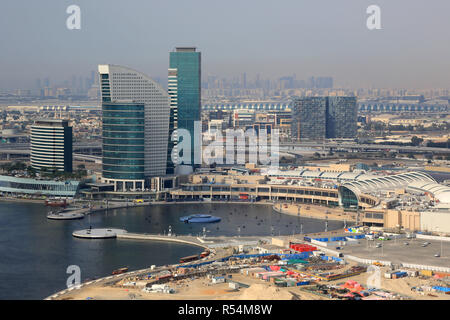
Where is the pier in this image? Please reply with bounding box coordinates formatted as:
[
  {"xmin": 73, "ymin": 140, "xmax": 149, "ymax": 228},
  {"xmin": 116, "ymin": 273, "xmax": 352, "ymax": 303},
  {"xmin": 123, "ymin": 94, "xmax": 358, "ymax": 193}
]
[{"xmin": 72, "ymin": 228, "xmax": 127, "ymax": 239}]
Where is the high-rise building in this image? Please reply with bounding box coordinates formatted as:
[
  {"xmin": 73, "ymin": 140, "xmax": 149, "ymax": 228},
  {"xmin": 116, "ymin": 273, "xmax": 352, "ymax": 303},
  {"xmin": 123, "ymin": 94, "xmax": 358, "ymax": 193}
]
[
  {"xmin": 98, "ymin": 64, "xmax": 170, "ymax": 191},
  {"xmin": 168, "ymin": 47, "xmax": 201, "ymax": 171},
  {"xmin": 291, "ymin": 96, "xmax": 357, "ymax": 140},
  {"xmin": 102, "ymin": 101, "xmax": 145, "ymax": 190},
  {"xmin": 291, "ymin": 97, "xmax": 327, "ymax": 140},
  {"xmin": 315, "ymin": 77, "xmax": 333, "ymax": 89},
  {"xmin": 326, "ymin": 96, "xmax": 358, "ymax": 139},
  {"xmin": 167, "ymin": 68, "xmax": 178, "ymax": 174},
  {"xmin": 30, "ymin": 119, "xmax": 72, "ymax": 172}
]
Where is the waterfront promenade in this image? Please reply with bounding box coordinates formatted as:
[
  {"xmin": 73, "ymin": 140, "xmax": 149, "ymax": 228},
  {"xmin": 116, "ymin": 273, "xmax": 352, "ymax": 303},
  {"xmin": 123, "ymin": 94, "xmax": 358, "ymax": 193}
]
[{"xmin": 272, "ymin": 203, "xmax": 355, "ymax": 222}]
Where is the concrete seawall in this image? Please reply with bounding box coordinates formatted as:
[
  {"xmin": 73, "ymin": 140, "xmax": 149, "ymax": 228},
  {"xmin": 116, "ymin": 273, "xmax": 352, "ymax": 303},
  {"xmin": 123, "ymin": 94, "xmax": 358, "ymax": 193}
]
[{"xmin": 116, "ymin": 233, "xmax": 209, "ymax": 249}]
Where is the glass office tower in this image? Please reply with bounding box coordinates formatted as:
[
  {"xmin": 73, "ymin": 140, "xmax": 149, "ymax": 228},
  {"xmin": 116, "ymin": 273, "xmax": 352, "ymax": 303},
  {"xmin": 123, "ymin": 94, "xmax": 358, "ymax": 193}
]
[
  {"xmin": 102, "ymin": 102, "xmax": 145, "ymax": 191},
  {"xmin": 168, "ymin": 47, "xmax": 201, "ymax": 171},
  {"xmin": 327, "ymin": 96, "xmax": 358, "ymax": 139},
  {"xmin": 291, "ymin": 96, "xmax": 357, "ymax": 141},
  {"xmin": 291, "ymin": 97, "xmax": 327, "ymax": 140},
  {"xmin": 98, "ymin": 64, "xmax": 170, "ymax": 191}
]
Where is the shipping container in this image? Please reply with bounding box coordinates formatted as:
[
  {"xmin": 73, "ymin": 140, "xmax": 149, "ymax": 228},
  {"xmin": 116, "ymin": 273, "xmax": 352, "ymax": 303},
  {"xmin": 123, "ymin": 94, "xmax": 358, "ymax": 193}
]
[{"xmin": 420, "ymin": 270, "xmax": 433, "ymax": 277}]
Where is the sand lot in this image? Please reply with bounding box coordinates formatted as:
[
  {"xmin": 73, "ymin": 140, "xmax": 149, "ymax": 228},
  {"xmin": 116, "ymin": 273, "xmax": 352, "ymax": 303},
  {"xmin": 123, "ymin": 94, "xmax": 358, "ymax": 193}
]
[
  {"xmin": 58, "ymin": 268, "xmax": 449, "ymax": 301},
  {"xmin": 59, "ymin": 273, "xmax": 326, "ymax": 300}
]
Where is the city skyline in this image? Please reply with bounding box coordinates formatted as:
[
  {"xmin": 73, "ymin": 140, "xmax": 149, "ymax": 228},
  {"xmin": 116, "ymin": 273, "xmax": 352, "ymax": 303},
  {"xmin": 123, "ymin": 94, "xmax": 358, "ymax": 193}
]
[{"xmin": 1, "ymin": 1, "xmax": 450, "ymax": 90}]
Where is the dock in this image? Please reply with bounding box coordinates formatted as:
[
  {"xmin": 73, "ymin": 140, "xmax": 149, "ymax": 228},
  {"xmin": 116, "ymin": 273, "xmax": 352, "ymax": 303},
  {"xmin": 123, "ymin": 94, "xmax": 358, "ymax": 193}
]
[
  {"xmin": 72, "ymin": 228, "xmax": 127, "ymax": 239},
  {"xmin": 72, "ymin": 228, "xmax": 269, "ymax": 249}
]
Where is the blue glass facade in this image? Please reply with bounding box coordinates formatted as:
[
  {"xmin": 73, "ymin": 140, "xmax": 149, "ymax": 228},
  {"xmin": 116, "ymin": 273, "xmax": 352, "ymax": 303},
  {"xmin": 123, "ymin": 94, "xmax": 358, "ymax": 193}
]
[
  {"xmin": 169, "ymin": 47, "xmax": 201, "ymax": 167},
  {"xmin": 102, "ymin": 102, "xmax": 145, "ymax": 180}
]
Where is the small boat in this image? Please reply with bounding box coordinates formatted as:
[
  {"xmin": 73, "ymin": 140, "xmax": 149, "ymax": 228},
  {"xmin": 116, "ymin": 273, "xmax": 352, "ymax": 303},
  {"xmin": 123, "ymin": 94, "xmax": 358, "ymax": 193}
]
[
  {"xmin": 179, "ymin": 214, "xmax": 221, "ymax": 223},
  {"xmin": 45, "ymin": 199, "xmax": 67, "ymax": 208},
  {"xmin": 112, "ymin": 267, "xmax": 128, "ymax": 275},
  {"xmin": 179, "ymin": 255, "xmax": 200, "ymax": 263}
]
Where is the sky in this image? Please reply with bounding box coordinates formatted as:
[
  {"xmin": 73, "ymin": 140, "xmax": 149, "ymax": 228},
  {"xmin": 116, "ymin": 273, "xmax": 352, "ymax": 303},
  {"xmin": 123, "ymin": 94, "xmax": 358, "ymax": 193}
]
[{"xmin": 1, "ymin": 0, "xmax": 450, "ymax": 90}]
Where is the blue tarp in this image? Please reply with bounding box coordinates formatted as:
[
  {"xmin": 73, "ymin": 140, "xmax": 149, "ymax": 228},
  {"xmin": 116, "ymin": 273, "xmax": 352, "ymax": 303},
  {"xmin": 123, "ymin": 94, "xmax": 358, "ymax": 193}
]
[
  {"xmin": 331, "ymin": 237, "xmax": 346, "ymax": 241},
  {"xmin": 314, "ymin": 237, "xmax": 329, "ymax": 242},
  {"xmin": 347, "ymin": 234, "xmax": 365, "ymax": 239},
  {"xmin": 432, "ymin": 286, "xmax": 450, "ymax": 293}
]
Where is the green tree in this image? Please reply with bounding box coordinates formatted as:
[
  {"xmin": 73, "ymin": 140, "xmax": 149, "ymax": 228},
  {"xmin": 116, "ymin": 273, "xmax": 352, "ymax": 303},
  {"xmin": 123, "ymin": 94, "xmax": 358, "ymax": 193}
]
[{"xmin": 411, "ymin": 136, "xmax": 423, "ymax": 146}]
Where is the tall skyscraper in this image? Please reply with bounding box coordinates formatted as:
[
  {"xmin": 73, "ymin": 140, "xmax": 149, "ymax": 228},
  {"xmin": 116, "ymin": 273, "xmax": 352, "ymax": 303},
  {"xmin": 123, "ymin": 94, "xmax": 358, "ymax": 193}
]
[
  {"xmin": 291, "ymin": 96, "xmax": 357, "ymax": 140},
  {"xmin": 98, "ymin": 64, "xmax": 170, "ymax": 191},
  {"xmin": 30, "ymin": 119, "xmax": 72, "ymax": 172},
  {"xmin": 168, "ymin": 47, "xmax": 201, "ymax": 172}
]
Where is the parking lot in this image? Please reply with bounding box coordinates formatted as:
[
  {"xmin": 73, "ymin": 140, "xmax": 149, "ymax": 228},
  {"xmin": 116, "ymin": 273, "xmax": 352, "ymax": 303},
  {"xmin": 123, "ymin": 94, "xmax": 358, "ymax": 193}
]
[{"xmin": 339, "ymin": 237, "xmax": 450, "ymax": 268}]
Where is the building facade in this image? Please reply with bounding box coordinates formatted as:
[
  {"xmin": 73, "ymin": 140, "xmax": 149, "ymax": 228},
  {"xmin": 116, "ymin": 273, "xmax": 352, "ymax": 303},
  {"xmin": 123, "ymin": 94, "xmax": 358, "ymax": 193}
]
[
  {"xmin": 291, "ymin": 96, "xmax": 357, "ymax": 140},
  {"xmin": 98, "ymin": 64, "xmax": 170, "ymax": 191},
  {"xmin": 30, "ymin": 119, "xmax": 72, "ymax": 172},
  {"xmin": 168, "ymin": 47, "xmax": 201, "ymax": 170},
  {"xmin": 102, "ymin": 102, "xmax": 146, "ymax": 191},
  {"xmin": 0, "ymin": 175, "xmax": 79, "ymax": 197},
  {"xmin": 291, "ymin": 97, "xmax": 327, "ymax": 140},
  {"xmin": 326, "ymin": 96, "xmax": 358, "ymax": 139}
]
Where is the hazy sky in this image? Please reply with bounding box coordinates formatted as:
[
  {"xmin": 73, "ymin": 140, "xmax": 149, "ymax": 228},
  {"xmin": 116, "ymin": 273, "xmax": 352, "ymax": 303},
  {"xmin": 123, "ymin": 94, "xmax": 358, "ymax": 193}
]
[{"xmin": 1, "ymin": 0, "xmax": 450, "ymax": 90}]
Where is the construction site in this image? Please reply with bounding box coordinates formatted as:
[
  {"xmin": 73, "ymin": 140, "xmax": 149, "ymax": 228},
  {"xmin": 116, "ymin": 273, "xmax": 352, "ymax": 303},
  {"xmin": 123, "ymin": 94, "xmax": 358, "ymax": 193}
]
[{"xmin": 51, "ymin": 234, "xmax": 450, "ymax": 300}]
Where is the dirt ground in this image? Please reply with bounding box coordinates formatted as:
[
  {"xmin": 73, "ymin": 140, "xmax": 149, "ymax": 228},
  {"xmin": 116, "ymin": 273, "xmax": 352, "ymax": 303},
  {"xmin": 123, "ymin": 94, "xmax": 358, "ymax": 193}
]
[
  {"xmin": 60, "ymin": 273, "xmax": 325, "ymax": 300},
  {"xmin": 59, "ymin": 269, "xmax": 449, "ymax": 301}
]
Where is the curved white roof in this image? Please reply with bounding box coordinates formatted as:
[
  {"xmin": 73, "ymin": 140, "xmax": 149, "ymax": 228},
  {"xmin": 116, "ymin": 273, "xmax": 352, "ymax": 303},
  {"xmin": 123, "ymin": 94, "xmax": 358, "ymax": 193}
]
[
  {"xmin": 407, "ymin": 181, "xmax": 450, "ymax": 204},
  {"xmin": 341, "ymin": 171, "xmax": 436, "ymax": 195}
]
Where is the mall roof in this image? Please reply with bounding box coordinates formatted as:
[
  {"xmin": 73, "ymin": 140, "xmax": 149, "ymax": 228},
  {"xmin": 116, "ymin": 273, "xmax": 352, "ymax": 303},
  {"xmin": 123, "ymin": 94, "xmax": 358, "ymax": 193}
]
[
  {"xmin": 340, "ymin": 171, "xmax": 436, "ymax": 196},
  {"xmin": 407, "ymin": 181, "xmax": 450, "ymax": 204},
  {"xmin": 267, "ymin": 169, "xmax": 378, "ymax": 182}
]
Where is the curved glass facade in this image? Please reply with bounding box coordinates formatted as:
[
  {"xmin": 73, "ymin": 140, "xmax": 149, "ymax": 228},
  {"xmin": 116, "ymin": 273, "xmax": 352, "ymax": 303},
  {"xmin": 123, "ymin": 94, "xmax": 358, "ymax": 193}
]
[
  {"xmin": 102, "ymin": 102, "xmax": 145, "ymax": 180},
  {"xmin": 98, "ymin": 64, "xmax": 170, "ymax": 180},
  {"xmin": 0, "ymin": 175, "xmax": 79, "ymax": 197},
  {"xmin": 338, "ymin": 186, "xmax": 359, "ymax": 209}
]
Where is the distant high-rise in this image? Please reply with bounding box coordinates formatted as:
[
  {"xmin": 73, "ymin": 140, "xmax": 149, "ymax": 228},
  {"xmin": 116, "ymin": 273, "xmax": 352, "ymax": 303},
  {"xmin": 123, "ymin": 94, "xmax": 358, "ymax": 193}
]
[
  {"xmin": 168, "ymin": 47, "xmax": 201, "ymax": 172},
  {"xmin": 291, "ymin": 97, "xmax": 327, "ymax": 140},
  {"xmin": 326, "ymin": 96, "xmax": 358, "ymax": 139},
  {"xmin": 315, "ymin": 77, "xmax": 333, "ymax": 89},
  {"xmin": 291, "ymin": 96, "xmax": 357, "ymax": 140},
  {"xmin": 30, "ymin": 119, "xmax": 72, "ymax": 172},
  {"xmin": 98, "ymin": 64, "xmax": 170, "ymax": 191}
]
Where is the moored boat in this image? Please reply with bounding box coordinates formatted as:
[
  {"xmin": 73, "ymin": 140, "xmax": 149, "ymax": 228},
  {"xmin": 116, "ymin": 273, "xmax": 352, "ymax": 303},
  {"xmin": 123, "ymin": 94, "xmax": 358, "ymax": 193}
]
[
  {"xmin": 179, "ymin": 255, "xmax": 200, "ymax": 263},
  {"xmin": 112, "ymin": 267, "xmax": 128, "ymax": 275},
  {"xmin": 179, "ymin": 214, "xmax": 221, "ymax": 223}
]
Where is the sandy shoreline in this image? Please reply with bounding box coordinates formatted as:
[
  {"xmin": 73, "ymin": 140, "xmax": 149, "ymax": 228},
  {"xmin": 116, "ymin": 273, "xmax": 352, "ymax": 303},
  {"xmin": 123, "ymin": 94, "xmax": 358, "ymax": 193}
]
[{"xmin": 273, "ymin": 203, "xmax": 355, "ymax": 222}]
